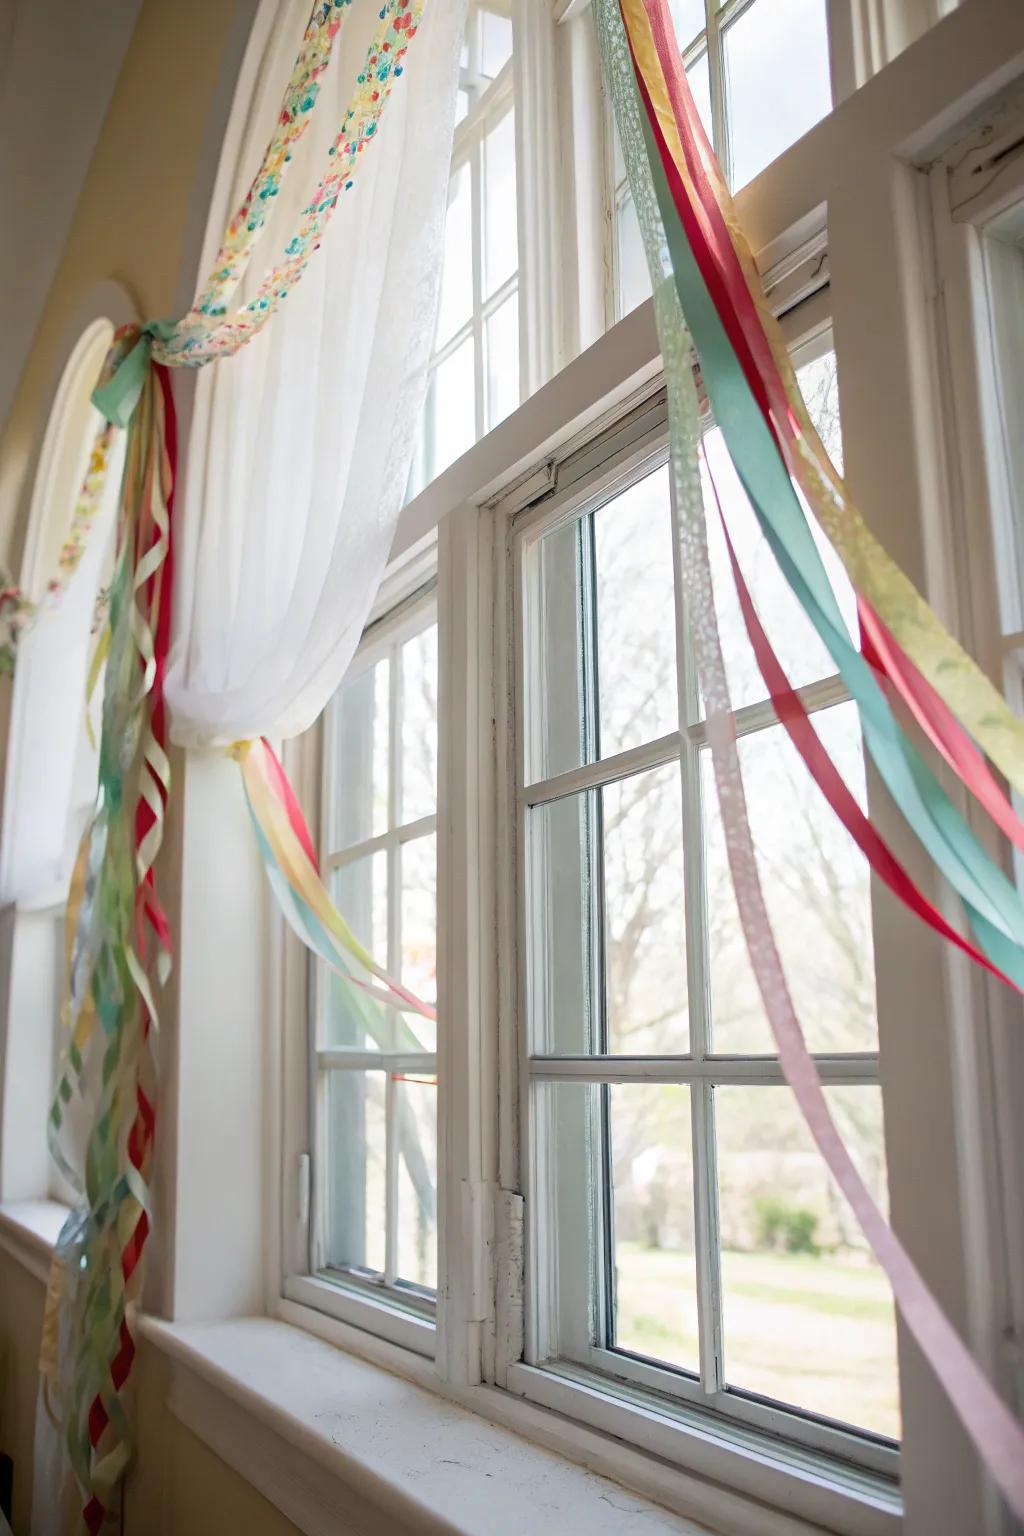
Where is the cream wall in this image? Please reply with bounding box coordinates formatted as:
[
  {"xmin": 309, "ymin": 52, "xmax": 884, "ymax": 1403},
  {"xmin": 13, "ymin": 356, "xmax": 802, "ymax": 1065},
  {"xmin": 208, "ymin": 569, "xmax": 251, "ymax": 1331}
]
[
  {"xmin": 0, "ymin": 3, "xmax": 304, "ymax": 1533},
  {"xmin": 0, "ymin": 1249, "xmax": 303, "ymax": 1536},
  {"xmin": 0, "ymin": 0, "xmax": 242, "ymax": 580},
  {"xmin": 0, "ymin": 1248, "xmax": 46, "ymax": 1533}
]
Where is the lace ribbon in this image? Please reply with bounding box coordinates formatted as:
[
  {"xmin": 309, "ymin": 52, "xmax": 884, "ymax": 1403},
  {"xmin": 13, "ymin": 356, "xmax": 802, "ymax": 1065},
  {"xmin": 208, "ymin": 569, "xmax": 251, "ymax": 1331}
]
[{"xmin": 597, "ymin": 0, "xmax": 1024, "ymax": 1516}]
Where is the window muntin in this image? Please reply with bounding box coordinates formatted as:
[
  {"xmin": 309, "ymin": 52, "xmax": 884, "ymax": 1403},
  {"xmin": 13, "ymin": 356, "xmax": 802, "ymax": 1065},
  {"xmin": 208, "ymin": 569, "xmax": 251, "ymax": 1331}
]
[
  {"xmin": 610, "ymin": 0, "xmax": 833, "ymax": 319},
  {"xmin": 517, "ymin": 346, "xmax": 899, "ymax": 1466},
  {"xmin": 409, "ymin": 3, "xmax": 519, "ymax": 495},
  {"xmin": 314, "ymin": 598, "xmax": 439, "ymax": 1307}
]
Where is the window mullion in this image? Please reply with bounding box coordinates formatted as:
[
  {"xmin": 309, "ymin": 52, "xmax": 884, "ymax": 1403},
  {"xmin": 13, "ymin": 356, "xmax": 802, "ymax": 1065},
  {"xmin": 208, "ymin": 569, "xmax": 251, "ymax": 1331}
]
[
  {"xmin": 384, "ymin": 1069, "xmax": 399, "ymax": 1287},
  {"xmin": 512, "ymin": 0, "xmax": 565, "ymax": 390},
  {"xmin": 385, "ymin": 638, "xmax": 404, "ymax": 1288},
  {"xmin": 705, "ymin": 2, "xmax": 731, "ymax": 189},
  {"xmin": 669, "ymin": 448, "xmax": 726, "ymax": 1398},
  {"xmin": 472, "ymin": 132, "xmax": 486, "ymax": 441}
]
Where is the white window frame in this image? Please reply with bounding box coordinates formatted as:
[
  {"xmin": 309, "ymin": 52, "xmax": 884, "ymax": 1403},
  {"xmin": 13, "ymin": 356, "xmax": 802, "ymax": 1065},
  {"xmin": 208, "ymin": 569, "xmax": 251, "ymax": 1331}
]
[
  {"xmin": 285, "ymin": 551, "xmax": 441, "ymax": 1359},
  {"xmin": 270, "ymin": 9, "xmax": 1024, "ymax": 1535},
  {"xmin": 602, "ymin": 0, "xmax": 956, "ymax": 323},
  {"xmin": 503, "ymin": 327, "xmax": 898, "ymax": 1489},
  {"xmin": 414, "ymin": 3, "xmax": 520, "ymax": 489}
]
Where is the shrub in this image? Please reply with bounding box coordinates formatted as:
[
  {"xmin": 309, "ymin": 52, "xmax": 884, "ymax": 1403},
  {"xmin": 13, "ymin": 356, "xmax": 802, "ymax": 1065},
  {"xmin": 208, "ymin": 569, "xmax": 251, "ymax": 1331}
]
[{"xmin": 754, "ymin": 1196, "xmax": 820, "ymax": 1257}]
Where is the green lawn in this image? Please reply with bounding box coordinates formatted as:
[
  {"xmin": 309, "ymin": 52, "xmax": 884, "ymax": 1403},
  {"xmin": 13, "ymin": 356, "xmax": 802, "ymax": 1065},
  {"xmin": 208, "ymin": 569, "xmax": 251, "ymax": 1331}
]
[{"xmin": 614, "ymin": 1241, "xmax": 900, "ymax": 1440}]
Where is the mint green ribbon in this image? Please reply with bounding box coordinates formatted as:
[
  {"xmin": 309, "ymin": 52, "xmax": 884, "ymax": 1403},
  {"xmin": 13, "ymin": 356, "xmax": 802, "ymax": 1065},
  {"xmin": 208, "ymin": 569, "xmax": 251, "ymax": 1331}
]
[
  {"xmin": 90, "ymin": 321, "xmax": 179, "ymax": 427},
  {"xmin": 639, "ymin": 109, "xmax": 1024, "ymax": 985}
]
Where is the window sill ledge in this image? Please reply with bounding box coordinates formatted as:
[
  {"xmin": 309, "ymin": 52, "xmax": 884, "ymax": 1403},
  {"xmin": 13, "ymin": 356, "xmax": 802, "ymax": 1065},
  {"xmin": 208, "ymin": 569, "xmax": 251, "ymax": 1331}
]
[
  {"xmin": 0, "ymin": 1199, "xmax": 69, "ymax": 1284},
  {"xmin": 139, "ymin": 1313, "xmax": 717, "ymax": 1536}
]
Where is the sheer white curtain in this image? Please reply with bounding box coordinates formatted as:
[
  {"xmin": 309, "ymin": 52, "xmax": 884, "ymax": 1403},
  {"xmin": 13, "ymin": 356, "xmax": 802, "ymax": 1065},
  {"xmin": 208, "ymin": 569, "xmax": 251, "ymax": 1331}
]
[{"xmin": 166, "ymin": 0, "xmax": 466, "ymax": 747}]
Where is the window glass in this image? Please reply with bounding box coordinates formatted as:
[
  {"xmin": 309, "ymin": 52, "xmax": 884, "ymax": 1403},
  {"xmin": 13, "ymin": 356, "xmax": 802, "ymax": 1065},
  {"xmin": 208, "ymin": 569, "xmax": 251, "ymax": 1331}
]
[
  {"xmin": 484, "ymin": 109, "xmax": 517, "ymax": 297},
  {"xmin": 671, "ymin": 0, "xmax": 707, "ymax": 44},
  {"xmin": 520, "ymin": 341, "xmax": 897, "ymax": 1457},
  {"xmin": 317, "ymin": 608, "xmax": 439, "ymax": 1300},
  {"xmin": 611, "ymin": 0, "xmax": 834, "ymax": 321},
  {"xmin": 610, "ymin": 1083, "xmax": 699, "ymax": 1374},
  {"xmin": 724, "ymin": 0, "xmax": 832, "ymax": 189},
  {"xmin": 615, "ymin": 192, "xmax": 650, "ymax": 318},
  {"xmin": 717, "ymin": 1085, "xmax": 899, "ymax": 1438},
  {"xmin": 411, "ymin": 3, "xmax": 519, "ymax": 494},
  {"xmin": 702, "ymin": 702, "xmax": 878, "ymax": 1055},
  {"xmin": 436, "ymin": 163, "xmax": 473, "ymax": 348}
]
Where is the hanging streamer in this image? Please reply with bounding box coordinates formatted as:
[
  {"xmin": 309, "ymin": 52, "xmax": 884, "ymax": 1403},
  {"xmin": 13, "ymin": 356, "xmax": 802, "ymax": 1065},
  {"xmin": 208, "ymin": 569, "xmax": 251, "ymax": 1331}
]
[
  {"xmin": 596, "ymin": 0, "xmax": 1024, "ymax": 1517},
  {"xmin": 632, "ymin": 0, "xmax": 1024, "ymax": 800},
  {"xmin": 235, "ymin": 737, "xmax": 435, "ymax": 1030},
  {"xmin": 626, "ymin": 15, "xmax": 1024, "ymax": 987},
  {"xmin": 42, "ymin": 343, "xmax": 175, "ymax": 1532},
  {"xmin": 39, "ymin": 2, "xmax": 428, "ymax": 1527},
  {"xmin": 701, "ymin": 445, "xmax": 1020, "ymax": 992}
]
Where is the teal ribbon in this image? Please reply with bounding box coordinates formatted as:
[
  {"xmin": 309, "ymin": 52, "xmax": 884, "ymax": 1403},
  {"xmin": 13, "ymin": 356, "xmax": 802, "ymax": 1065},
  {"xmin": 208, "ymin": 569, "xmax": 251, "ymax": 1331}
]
[
  {"xmin": 639, "ymin": 109, "xmax": 1024, "ymax": 985},
  {"xmin": 90, "ymin": 321, "xmax": 179, "ymax": 427}
]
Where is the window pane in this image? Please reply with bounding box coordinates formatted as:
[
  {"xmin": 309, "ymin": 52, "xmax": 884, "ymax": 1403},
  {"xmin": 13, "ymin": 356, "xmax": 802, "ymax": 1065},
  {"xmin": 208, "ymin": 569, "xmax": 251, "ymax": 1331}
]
[
  {"xmin": 329, "ymin": 658, "xmax": 389, "ymax": 849},
  {"xmin": 526, "ymin": 767, "xmax": 689, "ymax": 1055},
  {"xmin": 534, "ymin": 1081, "xmax": 698, "ymax": 1374},
  {"xmin": 524, "ymin": 517, "xmax": 587, "ymax": 783},
  {"xmin": 486, "ymin": 289, "xmax": 520, "ymax": 429},
  {"xmin": 427, "ymin": 337, "xmax": 476, "ymax": 477},
  {"xmin": 724, "ymin": 0, "xmax": 832, "ymax": 189},
  {"xmin": 436, "ymin": 161, "xmax": 473, "ymax": 349},
  {"xmin": 400, "ymin": 833, "xmax": 437, "ymax": 1027},
  {"xmin": 716, "ymin": 1085, "xmax": 899, "ymax": 1439},
  {"xmin": 594, "ymin": 465, "xmax": 678, "ymax": 758},
  {"xmin": 325, "ymin": 853, "xmax": 389, "ymax": 1048},
  {"xmin": 399, "ymin": 623, "xmax": 438, "ymax": 824},
  {"xmin": 323, "ymin": 1070, "xmax": 387, "ymax": 1276},
  {"xmin": 484, "ymin": 109, "xmax": 517, "ymax": 298},
  {"xmin": 616, "ymin": 191, "xmax": 650, "ymax": 318},
  {"xmin": 479, "ymin": 7, "xmax": 513, "ymax": 77},
  {"xmin": 671, "ymin": 0, "xmax": 706, "ymax": 46},
  {"xmin": 702, "ymin": 349, "xmax": 854, "ymax": 710},
  {"xmin": 611, "ymin": 1083, "xmax": 698, "ymax": 1375},
  {"xmin": 604, "ymin": 767, "xmax": 688, "ymax": 1054},
  {"xmin": 797, "ymin": 351, "xmax": 842, "ymax": 469},
  {"xmin": 395, "ymin": 1073, "xmax": 438, "ymax": 1291},
  {"xmin": 455, "ymin": 87, "xmax": 470, "ymax": 127},
  {"xmin": 686, "ymin": 50, "xmax": 713, "ymax": 144},
  {"xmin": 526, "ymin": 793, "xmax": 597, "ymax": 1055},
  {"xmin": 702, "ymin": 702, "xmax": 878, "ymax": 1054},
  {"xmin": 524, "ymin": 465, "xmax": 678, "ymax": 784}
]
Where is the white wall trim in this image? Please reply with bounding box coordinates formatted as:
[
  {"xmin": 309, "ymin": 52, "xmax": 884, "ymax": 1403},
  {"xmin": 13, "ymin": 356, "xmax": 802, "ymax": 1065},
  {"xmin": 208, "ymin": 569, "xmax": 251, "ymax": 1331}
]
[
  {"xmin": 0, "ymin": 1199, "xmax": 69, "ymax": 1285},
  {"xmin": 141, "ymin": 1310, "xmax": 857, "ymax": 1536}
]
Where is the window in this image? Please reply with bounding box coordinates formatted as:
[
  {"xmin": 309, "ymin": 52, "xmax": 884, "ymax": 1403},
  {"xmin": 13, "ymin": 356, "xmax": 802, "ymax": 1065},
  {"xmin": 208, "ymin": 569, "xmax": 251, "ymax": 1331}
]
[
  {"xmin": 310, "ymin": 593, "xmax": 439, "ymax": 1333},
  {"xmin": 977, "ymin": 209, "xmax": 1024, "ymax": 885},
  {"xmin": 408, "ymin": 2, "xmax": 519, "ymax": 494},
  {"xmin": 610, "ymin": 0, "xmax": 833, "ymax": 317},
  {"xmin": 513, "ymin": 341, "xmax": 899, "ymax": 1473},
  {"xmin": 275, "ymin": 10, "xmax": 1024, "ymax": 1529}
]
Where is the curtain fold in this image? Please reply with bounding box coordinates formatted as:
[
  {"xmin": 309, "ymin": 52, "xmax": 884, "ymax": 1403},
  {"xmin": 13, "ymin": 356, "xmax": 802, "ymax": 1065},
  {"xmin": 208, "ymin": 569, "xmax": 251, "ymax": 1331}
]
[{"xmin": 166, "ymin": 0, "xmax": 466, "ymax": 747}]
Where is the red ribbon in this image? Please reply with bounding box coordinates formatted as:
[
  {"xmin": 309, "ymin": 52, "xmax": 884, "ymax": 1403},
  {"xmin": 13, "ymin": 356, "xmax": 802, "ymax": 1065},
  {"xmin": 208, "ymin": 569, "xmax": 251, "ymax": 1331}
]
[{"xmin": 707, "ymin": 453, "xmax": 1019, "ymax": 992}]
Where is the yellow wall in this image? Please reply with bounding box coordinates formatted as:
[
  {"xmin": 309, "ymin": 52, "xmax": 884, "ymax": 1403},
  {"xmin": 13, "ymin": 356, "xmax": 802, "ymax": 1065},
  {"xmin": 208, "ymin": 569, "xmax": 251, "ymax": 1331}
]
[
  {"xmin": 0, "ymin": 4, "xmax": 307, "ymax": 1532},
  {"xmin": 0, "ymin": 0, "xmax": 241, "ymax": 580},
  {"xmin": 0, "ymin": 1249, "xmax": 46, "ymax": 1533},
  {"xmin": 0, "ymin": 1249, "xmax": 302, "ymax": 1536}
]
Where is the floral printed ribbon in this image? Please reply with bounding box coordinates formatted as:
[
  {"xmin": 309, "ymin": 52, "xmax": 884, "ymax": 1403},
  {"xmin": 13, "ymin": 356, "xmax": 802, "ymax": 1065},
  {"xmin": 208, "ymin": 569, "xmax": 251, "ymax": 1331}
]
[
  {"xmin": 236, "ymin": 737, "xmax": 435, "ymax": 1036},
  {"xmin": 0, "ymin": 425, "xmax": 116, "ymax": 674},
  {"xmin": 39, "ymin": 3, "xmax": 426, "ymax": 1528},
  {"xmin": 598, "ymin": 0, "xmax": 1024, "ymax": 1516}
]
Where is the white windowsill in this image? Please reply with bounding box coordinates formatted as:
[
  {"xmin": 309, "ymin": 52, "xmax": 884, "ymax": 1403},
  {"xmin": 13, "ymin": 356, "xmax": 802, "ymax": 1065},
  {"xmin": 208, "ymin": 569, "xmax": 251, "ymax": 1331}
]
[
  {"xmin": 0, "ymin": 1200, "xmax": 898, "ymax": 1536},
  {"xmin": 140, "ymin": 1313, "xmax": 716, "ymax": 1536}
]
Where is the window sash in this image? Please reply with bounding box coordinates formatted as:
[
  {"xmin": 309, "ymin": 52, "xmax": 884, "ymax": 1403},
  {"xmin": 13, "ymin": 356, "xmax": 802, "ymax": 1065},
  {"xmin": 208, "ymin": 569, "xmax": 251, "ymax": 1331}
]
[
  {"xmin": 311, "ymin": 593, "xmax": 439, "ymax": 1316},
  {"xmin": 511, "ymin": 363, "xmax": 895, "ymax": 1473}
]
